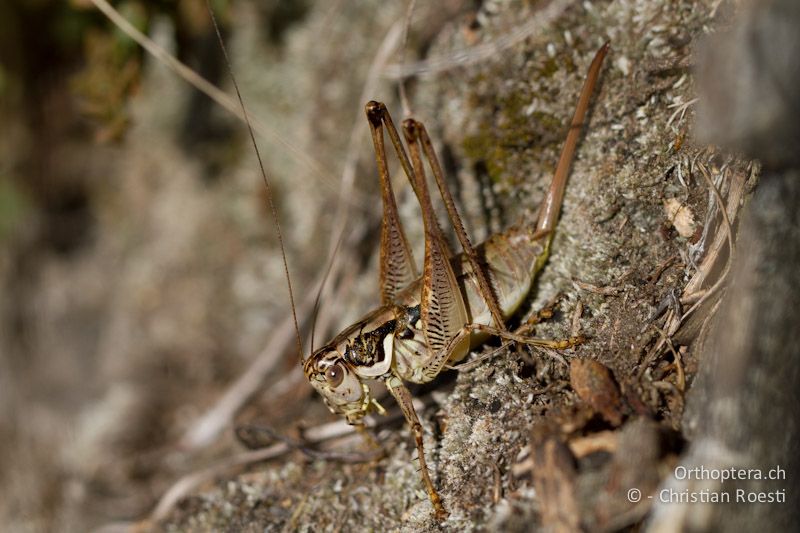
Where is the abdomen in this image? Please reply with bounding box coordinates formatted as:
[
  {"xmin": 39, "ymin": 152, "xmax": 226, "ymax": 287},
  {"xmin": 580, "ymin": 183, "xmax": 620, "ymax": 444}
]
[{"xmin": 459, "ymin": 225, "xmax": 547, "ymax": 340}]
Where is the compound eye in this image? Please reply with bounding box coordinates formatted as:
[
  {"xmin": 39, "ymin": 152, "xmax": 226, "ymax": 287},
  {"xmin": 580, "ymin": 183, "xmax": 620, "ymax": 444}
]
[{"xmin": 324, "ymin": 362, "xmax": 345, "ymax": 388}]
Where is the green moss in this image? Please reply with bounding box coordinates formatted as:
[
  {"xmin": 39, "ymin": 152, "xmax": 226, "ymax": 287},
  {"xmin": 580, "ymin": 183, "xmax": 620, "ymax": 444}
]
[
  {"xmin": 540, "ymin": 57, "xmax": 559, "ymax": 78},
  {"xmin": 462, "ymin": 129, "xmax": 512, "ymax": 183},
  {"xmin": 0, "ymin": 176, "xmax": 30, "ymax": 243},
  {"xmin": 461, "ymin": 80, "xmax": 564, "ymax": 187},
  {"xmin": 528, "ymin": 110, "xmax": 562, "ymax": 134}
]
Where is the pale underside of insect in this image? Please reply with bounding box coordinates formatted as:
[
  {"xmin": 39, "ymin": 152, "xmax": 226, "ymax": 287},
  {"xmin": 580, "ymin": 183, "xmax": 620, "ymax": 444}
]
[{"xmin": 302, "ymin": 43, "xmax": 609, "ymax": 519}]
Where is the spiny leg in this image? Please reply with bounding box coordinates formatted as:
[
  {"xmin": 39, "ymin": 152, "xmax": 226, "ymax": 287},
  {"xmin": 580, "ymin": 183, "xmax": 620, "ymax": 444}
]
[
  {"xmin": 449, "ymin": 44, "xmax": 609, "ymax": 369},
  {"xmin": 471, "ymin": 323, "xmax": 585, "ymax": 350},
  {"xmin": 366, "ymin": 102, "xmax": 470, "ymax": 519},
  {"xmin": 458, "ymin": 44, "xmax": 610, "ymax": 367},
  {"xmin": 404, "ymin": 118, "xmax": 508, "ymax": 332},
  {"xmin": 369, "ymin": 102, "xmax": 472, "ymax": 382},
  {"xmin": 365, "ymin": 102, "xmax": 419, "ymax": 304},
  {"xmin": 385, "ymin": 376, "xmax": 448, "ymax": 519},
  {"xmin": 445, "ymin": 321, "xmax": 583, "ymax": 372},
  {"xmin": 362, "ymin": 43, "xmax": 609, "ymax": 519}
]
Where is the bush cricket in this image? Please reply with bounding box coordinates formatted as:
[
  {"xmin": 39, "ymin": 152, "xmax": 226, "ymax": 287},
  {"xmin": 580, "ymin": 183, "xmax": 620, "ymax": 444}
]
[
  {"xmin": 300, "ymin": 43, "xmax": 609, "ymax": 518},
  {"xmin": 102, "ymin": 0, "xmax": 608, "ymax": 517},
  {"xmin": 197, "ymin": 0, "xmax": 609, "ymax": 515}
]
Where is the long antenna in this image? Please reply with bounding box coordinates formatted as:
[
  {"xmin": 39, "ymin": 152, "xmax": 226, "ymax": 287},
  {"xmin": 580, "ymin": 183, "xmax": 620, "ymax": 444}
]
[
  {"xmin": 310, "ymin": 230, "xmax": 346, "ymax": 353},
  {"xmin": 205, "ymin": 2, "xmax": 304, "ymax": 361}
]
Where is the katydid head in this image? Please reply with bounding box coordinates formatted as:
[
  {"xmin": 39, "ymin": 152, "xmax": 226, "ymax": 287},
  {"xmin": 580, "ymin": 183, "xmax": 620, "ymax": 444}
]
[
  {"xmin": 305, "ymin": 348, "xmax": 372, "ymax": 424},
  {"xmin": 304, "ymin": 306, "xmax": 400, "ymax": 423}
]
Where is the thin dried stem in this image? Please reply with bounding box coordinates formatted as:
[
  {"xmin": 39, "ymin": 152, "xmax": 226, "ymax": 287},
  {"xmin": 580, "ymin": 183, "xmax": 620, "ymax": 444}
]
[
  {"xmin": 680, "ymin": 163, "xmax": 735, "ymax": 322},
  {"xmin": 332, "ymin": 18, "xmax": 406, "ymax": 246},
  {"xmin": 398, "ymin": 0, "xmax": 418, "ymax": 118},
  {"xmin": 156, "ymin": 419, "xmax": 361, "ymax": 521},
  {"xmin": 90, "ymin": 0, "xmax": 363, "ymax": 205},
  {"xmin": 155, "ymin": 399, "xmax": 425, "ymax": 522},
  {"xmin": 179, "ymin": 314, "xmax": 308, "ymax": 450},
  {"xmin": 180, "ymin": 219, "xmax": 366, "ymax": 450},
  {"xmin": 236, "ymin": 424, "xmax": 383, "ymax": 463}
]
